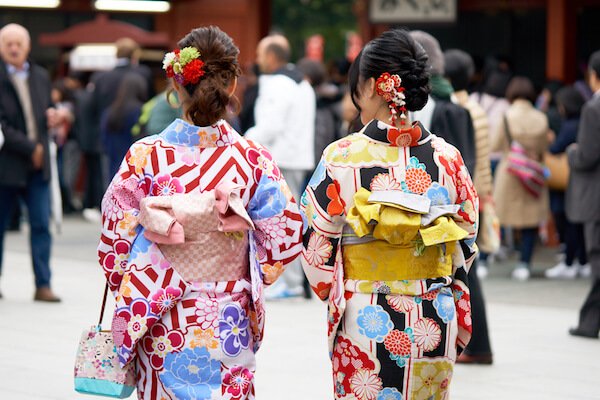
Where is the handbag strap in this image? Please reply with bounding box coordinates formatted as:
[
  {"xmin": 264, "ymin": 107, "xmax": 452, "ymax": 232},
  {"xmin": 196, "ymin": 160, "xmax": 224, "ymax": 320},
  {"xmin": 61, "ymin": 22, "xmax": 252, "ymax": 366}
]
[
  {"xmin": 503, "ymin": 115, "xmax": 512, "ymax": 144},
  {"xmin": 98, "ymin": 283, "xmax": 109, "ymax": 328}
]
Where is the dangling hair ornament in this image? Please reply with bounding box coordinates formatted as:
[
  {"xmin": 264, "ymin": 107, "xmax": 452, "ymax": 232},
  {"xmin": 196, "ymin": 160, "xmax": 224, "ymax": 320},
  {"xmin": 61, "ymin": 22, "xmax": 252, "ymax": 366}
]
[
  {"xmin": 163, "ymin": 46, "xmax": 205, "ymax": 86},
  {"xmin": 375, "ymin": 72, "xmax": 407, "ymax": 125}
]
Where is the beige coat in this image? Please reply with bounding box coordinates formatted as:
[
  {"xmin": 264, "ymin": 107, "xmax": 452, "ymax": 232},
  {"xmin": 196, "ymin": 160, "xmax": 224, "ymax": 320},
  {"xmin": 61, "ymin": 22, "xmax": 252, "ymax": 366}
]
[
  {"xmin": 492, "ymin": 99, "xmax": 549, "ymax": 228},
  {"xmin": 454, "ymin": 90, "xmax": 493, "ymax": 197}
]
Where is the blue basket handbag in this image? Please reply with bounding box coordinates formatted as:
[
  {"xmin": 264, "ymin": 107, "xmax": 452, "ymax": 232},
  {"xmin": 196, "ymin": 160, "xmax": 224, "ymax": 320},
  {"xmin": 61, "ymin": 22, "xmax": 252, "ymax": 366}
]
[{"xmin": 74, "ymin": 284, "xmax": 136, "ymax": 398}]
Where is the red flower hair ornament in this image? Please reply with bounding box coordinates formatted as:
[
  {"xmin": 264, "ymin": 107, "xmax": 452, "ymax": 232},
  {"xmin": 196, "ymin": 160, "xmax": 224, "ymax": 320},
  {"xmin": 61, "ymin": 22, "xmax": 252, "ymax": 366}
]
[
  {"xmin": 163, "ymin": 46, "xmax": 205, "ymax": 86},
  {"xmin": 375, "ymin": 72, "xmax": 407, "ymax": 125}
]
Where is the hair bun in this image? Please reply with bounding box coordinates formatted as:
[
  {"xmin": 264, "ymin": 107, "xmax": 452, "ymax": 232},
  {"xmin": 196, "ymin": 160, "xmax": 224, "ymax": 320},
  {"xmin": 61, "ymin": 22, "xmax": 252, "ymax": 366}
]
[{"xmin": 175, "ymin": 26, "xmax": 241, "ymax": 126}]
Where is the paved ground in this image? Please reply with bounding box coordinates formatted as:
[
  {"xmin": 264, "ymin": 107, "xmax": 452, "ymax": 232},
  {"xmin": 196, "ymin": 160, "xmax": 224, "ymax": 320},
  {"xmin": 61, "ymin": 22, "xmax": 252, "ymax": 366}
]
[{"xmin": 0, "ymin": 216, "xmax": 598, "ymax": 399}]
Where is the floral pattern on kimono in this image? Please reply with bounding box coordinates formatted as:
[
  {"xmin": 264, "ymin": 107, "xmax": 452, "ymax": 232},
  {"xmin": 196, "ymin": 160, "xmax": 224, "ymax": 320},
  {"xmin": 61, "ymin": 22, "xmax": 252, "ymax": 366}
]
[
  {"xmin": 300, "ymin": 119, "xmax": 478, "ymax": 400},
  {"xmin": 98, "ymin": 118, "xmax": 303, "ymax": 399}
]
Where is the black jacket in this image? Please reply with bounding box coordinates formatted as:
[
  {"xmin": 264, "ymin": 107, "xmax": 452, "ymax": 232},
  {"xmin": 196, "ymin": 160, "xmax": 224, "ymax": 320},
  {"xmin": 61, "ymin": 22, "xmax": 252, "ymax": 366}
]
[
  {"xmin": 566, "ymin": 95, "xmax": 600, "ymax": 223},
  {"xmin": 0, "ymin": 60, "xmax": 52, "ymax": 187},
  {"xmin": 430, "ymin": 98, "xmax": 477, "ymax": 175},
  {"xmin": 92, "ymin": 63, "xmax": 151, "ymax": 117}
]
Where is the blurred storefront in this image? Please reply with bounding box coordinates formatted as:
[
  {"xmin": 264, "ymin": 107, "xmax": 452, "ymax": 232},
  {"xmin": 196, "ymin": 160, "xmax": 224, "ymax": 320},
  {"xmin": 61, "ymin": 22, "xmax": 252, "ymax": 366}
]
[
  {"xmin": 357, "ymin": 0, "xmax": 600, "ymax": 86},
  {"xmin": 0, "ymin": 0, "xmax": 271, "ymax": 80}
]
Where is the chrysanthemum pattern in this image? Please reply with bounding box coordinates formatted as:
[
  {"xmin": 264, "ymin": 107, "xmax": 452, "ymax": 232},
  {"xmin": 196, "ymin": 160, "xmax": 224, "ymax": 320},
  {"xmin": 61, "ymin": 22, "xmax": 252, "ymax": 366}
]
[{"xmin": 413, "ymin": 318, "xmax": 442, "ymax": 352}]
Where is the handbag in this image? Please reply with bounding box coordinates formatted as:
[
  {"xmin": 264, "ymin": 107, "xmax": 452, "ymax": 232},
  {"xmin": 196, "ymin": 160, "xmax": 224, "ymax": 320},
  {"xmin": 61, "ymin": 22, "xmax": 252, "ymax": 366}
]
[
  {"xmin": 74, "ymin": 284, "xmax": 136, "ymax": 398},
  {"xmin": 543, "ymin": 151, "xmax": 569, "ymax": 190},
  {"xmin": 503, "ymin": 117, "xmax": 546, "ymax": 198}
]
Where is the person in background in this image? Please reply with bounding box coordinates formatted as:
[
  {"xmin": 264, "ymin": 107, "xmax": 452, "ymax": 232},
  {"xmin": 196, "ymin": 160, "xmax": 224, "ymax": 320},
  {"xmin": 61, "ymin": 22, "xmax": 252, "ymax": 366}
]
[
  {"xmin": 492, "ymin": 77, "xmax": 549, "ymax": 281},
  {"xmin": 239, "ymin": 63, "xmax": 260, "ymax": 134},
  {"xmin": 297, "ymin": 58, "xmax": 343, "ymax": 164},
  {"xmin": 50, "ymin": 78, "xmax": 79, "ymax": 214},
  {"xmin": 0, "ymin": 23, "xmax": 66, "ymax": 302},
  {"xmin": 410, "ymin": 30, "xmax": 476, "ymax": 176},
  {"xmin": 470, "ymin": 67, "xmax": 511, "ymax": 174},
  {"xmin": 100, "ymin": 73, "xmax": 147, "ymax": 178},
  {"xmin": 132, "ymin": 90, "xmax": 182, "ymax": 138},
  {"xmin": 301, "ymin": 29, "xmax": 478, "ymax": 399},
  {"xmin": 566, "ymin": 50, "xmax": 600, "ymax": 339},
  {"xmin": 245, "ymin": 34, "xmax": 316, "ymax": 299},
  {"xmin": 85, "ymin": 37, "xmax": 150, "ymax": 222},
  {"xmin": 444, "ymin": 48, "xmax": 494, "ymax": 365},
  {"xmin": 545, "ymin": 86, "xmax": 590, "ymax": 279}
]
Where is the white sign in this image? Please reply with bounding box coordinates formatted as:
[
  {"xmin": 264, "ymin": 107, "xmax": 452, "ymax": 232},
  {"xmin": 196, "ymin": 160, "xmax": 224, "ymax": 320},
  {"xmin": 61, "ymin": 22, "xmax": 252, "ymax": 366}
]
[
  {"xmin": 370, "ymin": 0, "xmax": 457, "ymax": 24},
  {"xmin": 69, "ymin": 44, "xmax": 117, "ymax": 72}
]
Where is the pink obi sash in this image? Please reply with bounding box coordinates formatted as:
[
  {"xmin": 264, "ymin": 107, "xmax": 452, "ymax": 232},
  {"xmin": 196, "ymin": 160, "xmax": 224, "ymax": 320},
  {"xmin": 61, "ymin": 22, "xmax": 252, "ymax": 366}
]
[{"xmin": 138, "ymin": 182, "xmax": 255, "ymax": 283}]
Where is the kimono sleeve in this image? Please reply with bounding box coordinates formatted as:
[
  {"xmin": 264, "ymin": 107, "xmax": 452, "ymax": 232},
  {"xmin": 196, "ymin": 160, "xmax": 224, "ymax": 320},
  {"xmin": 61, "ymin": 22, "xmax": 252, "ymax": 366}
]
[
  {"xmin": 299, "ymin": 156, "xmax": 345, "ymax": 301},
  {"xmin": 433, "ymin": 138, "xmax": 479, "ymax": 350},
  {"xmin": 98, "ymin": 142, "xmax": 153, "ymax": 294},
  {"xmin": 246, "ymin": 143, "xmax": 304, "ymax": 286}
]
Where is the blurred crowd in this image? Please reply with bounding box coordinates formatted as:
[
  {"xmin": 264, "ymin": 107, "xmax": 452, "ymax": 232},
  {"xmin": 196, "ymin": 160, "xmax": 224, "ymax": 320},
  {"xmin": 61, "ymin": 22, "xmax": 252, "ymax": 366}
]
[{"xmin": 1, "ymin": 24, "xmax": 598, "ymax": 337}]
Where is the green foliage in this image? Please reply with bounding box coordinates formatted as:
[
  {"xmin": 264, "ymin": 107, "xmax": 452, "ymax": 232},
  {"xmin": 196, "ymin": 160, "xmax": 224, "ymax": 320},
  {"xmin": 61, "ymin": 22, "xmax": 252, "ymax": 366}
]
[{"xmin": 271, "ymin": 0, "xmax": 358, "ymax": 62}]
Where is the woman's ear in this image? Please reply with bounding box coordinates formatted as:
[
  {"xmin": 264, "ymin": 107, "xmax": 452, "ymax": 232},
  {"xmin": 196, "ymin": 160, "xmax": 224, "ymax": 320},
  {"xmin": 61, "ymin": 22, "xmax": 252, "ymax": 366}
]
[
  {"xmin": 227, "ymin": 77, "xmax": 238, "ymax": 97},
  {"xmin": 365, "ymin": 77, "xmax": 377, "ymax": 99}
]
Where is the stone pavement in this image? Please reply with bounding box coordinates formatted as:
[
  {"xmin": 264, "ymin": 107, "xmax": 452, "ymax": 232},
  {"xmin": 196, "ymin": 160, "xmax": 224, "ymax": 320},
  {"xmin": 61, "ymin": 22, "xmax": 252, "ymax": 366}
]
[{"xmin": 0, "ymin": 216, "xmax": 598, "ymax": 400}]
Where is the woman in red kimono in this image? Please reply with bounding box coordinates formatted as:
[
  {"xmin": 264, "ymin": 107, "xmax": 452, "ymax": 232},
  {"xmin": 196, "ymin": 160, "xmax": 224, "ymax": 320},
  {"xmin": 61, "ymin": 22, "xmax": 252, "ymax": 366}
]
[
  {"xmin": 98, "ymin": 26, "xmax": 303, "ymax": 399},
  {"xmin": 301, "ymin": 29, "xmax": 478, "ymax": 400}
]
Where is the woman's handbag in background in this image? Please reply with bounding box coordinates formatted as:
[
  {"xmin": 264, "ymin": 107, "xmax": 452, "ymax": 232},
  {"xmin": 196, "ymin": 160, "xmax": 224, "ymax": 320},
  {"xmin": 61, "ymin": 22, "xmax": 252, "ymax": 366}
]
[
  {"xmin": 74, "ymin": 284, "xmax": 136, "ymax": 398},
  {"xmin": 503, "ymin": 117, "xmax": 546, "ymax": 198},
  {"xmin": 478, "ymin": 197, "xmax": 501, "ymax": 254},
  {"xmin": 543, "ymin": 152, "xmax": 569, "ymax": 191}
]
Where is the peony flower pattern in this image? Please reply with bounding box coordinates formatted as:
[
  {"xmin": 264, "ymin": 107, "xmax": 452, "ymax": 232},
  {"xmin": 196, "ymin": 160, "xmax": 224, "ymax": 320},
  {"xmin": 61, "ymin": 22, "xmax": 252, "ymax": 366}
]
[
  {"xmin": 350, "ymin": 369, "xmax": 382, "ymax": 400},
  {"xmin": 112, "ymin": 298, "xmax": 158, "ymax": 363},
  {"xmin": 222, "ymin": 364, "xmax": 254, "ymax": 400},
  {"xmin": 152, "ymin": 174, "xmax": 184, "ymax": 196},
  {"xmin": 102, "ymin": 239, "xmax": 131, "ymax": 287},
  {"xmin": 357, "ymin": 305, "xmax": 393, "ymax": 343},
  {"xmin": 246, "ymin": 146, "xmax": 281, "ymax": 182},
  {"xmin": 248, "ymin": 175, "xmax": 287, "ymax": 220},
  {"xmin": 413, "ymin": 318, "xmax": 442, "ymax": 352},
  {"xmin": 160, "ymin": 347, "xmax": 220, "ymax": 400},
  {"xmin": 150, "ymin": 286, "xmax": 183, "ymax": 315},
  {"xmin": 219, "ymin": 302, "xmax": 250, "ymax": 357},
  {"xmin": 305, "ymin": 232, "xmax": 333, "ymax": 267},
  {"xmin": 142, "ymin": 322, "xmax": 185, "ymax": 370}
]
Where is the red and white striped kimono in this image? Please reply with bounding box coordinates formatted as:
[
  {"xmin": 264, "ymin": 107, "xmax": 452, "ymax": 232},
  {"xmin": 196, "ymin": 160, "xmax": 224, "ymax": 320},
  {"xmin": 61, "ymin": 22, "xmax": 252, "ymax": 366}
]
[{"xmin": 98, "ymin": 118, "xmax": 303, "ymax": 399}]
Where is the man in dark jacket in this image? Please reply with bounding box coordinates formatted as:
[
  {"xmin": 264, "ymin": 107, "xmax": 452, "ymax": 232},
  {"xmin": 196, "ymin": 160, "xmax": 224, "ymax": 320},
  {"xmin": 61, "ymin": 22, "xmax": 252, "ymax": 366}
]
[
  {"xmin": 0, "ymin": 23, "xmax": 62, "ymax": 301},
  {"xmin": 410, "ymin": 31, "xmax": 476, "ymax": 175},
  {"xmin": 81, "ymin": 38, "xmax": 150, "ymax": 220},
  {"xmin": 566, "ymin": 50, "xmax": 600, "ymax": 339}
]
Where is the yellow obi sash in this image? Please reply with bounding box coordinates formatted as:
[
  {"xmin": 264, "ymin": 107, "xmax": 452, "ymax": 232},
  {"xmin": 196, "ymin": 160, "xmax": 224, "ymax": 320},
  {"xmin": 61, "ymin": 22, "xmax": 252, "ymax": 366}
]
[{"xmin": 343, "ymin": 188, "xmax": 467, "ymax": 281}]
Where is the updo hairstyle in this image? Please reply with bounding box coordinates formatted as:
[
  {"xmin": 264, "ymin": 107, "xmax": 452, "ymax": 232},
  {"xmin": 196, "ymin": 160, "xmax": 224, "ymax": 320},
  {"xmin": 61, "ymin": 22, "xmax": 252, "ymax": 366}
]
[
  {"xmin": 349, "ymin": 29, "xmax": 430, "ymax": 114},
  {"xmin": 176, "ymin": 26, "xmax": 241, "ymax": 126}
]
